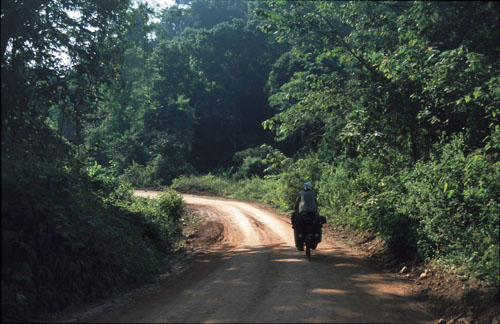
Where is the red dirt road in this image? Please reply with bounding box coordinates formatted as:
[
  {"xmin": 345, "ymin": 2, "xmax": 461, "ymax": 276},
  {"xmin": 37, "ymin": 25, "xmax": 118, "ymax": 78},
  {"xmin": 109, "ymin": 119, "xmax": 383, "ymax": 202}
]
[{"xmin": 94, "ymin": 192, "xmax": 435, "ymax": 323}]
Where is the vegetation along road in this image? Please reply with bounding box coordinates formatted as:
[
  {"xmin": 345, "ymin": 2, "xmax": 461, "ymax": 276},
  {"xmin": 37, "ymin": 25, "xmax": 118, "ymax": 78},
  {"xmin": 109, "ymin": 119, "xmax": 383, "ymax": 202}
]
[
  {"xmin": 93, "ymin": 191, "xmax": 434, "ymax": 323},
  {"xmin": 3, "ymin": 1, "xmax": 498, "ymax": 322}
]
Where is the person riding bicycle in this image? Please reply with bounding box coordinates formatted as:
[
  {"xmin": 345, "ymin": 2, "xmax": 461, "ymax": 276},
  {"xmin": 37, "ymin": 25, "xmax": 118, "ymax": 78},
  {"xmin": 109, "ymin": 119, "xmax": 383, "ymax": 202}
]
[{"xmin": 292, "ymin": 182, "xmax": 321, "ymax": 251}]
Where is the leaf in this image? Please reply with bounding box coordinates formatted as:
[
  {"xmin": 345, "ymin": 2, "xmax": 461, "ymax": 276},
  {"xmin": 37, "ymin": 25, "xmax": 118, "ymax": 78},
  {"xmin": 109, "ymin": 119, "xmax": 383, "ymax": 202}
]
[
  {"xmin": 443, "ymin": 182, "xmax": 448, "ymax": 193},
  {"xmin": 473, "ymin": 87, "xmax": 481, "ymax": 99},
  {"xmin": 447, "ymin": 189, "xmax": 455, "ymax": 198},
  {"xmin": 464, "ymin": 95, "xmax": 471, "ymax": 103}
]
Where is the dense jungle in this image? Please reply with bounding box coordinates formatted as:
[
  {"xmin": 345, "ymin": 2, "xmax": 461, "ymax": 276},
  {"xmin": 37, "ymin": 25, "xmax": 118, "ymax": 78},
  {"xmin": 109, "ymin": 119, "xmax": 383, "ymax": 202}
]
[{"xmin": 2, "ymin": 0, "xmax": 499, "ymax": 322}]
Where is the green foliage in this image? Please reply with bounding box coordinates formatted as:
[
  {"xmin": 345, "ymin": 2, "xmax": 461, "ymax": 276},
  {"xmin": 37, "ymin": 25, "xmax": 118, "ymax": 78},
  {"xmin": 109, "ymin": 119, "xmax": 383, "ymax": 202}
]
[
  {"xmin": 255, "ymin": 0, "xmax": 500, "ymax": 285},
  {"xmin": 1, "ymin": 144, "xmax": 185, "ymax": 322},
  {"xmin": 232, "ymin": 154, "xmax": 266, "ymax": 180},
  {"xmin": 171, "ymin": 174, "xmax": 238, "ymax": 196},
  {"xmin": 402, "ymin": 137, "xmax": 499, "ymax": 282},
  {"xmin": 129, "ymin": 189, "xmax": 185, "ymax": 251},
  {"xmin": 122, "ymin": 161, "xmax": 161, "ymax": 188},
  {"xmin": 232, "ymin": 177, "xmax": 281, "ymax": 206},
  {"xmin": 1, "ymin": 1, "xmax": 187, "ymax": 320},
  {"xmin": 271, "ymin": 155, "xmax": 323, "ymax": 212},
  {"xmin": 120, "ymin": 152, "xmax": 196, "ymax": 188},
  {"xmin": 231, "ymin": 144, "xmax": 285, "ymax": 179},
  {"xmin": 233, "ymin": 153, "xmax": 324, "ymax": 212},
  {"xmin": 3, "ymin": 3, "xmax": 499, "ymax": 322},
  {"xmin": 84, "ymin": 1, "xmax": 283, "ymax": 179}
]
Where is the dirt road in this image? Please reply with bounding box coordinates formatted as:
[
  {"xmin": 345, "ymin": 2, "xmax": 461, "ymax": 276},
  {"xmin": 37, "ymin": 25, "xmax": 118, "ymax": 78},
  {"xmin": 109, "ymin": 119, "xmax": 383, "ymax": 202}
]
[{"xmin": 94, "ymin": 192, "xmax": 434, "ymax": 323}]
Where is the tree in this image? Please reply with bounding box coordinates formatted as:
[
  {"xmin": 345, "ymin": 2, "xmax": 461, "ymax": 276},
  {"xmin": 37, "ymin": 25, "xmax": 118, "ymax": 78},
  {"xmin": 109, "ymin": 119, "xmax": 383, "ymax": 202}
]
[
  {"xmin": 257, "ymin": 1, "xmax": 500, "ymax": 161},
  {"xmin": 256, "ymin": 0, "xmax": 499, "ymax": 283}
]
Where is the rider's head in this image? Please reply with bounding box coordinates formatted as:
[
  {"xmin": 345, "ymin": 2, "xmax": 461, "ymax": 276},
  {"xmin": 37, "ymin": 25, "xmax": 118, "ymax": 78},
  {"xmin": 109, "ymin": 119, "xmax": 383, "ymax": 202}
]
[{"xmin": 304, "ymin": 182, "xmax": 312, "ymax": 191}]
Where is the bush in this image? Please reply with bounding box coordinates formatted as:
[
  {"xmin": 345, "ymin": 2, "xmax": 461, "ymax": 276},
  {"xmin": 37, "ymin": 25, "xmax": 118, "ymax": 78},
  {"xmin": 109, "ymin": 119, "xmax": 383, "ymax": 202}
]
[
  {"xmin": 121, "ymin": 154, "xmax": 196, "ymax": 188},
  {"xmin": 130, "ymin": 188, "xmax": 185, "ymax": 250},
  {"xmin": 171, "ymin": 174, "xmax": 237, "ymax": 196},
  {"xmin": 327, "ymin": 135, "xmax": 499, "ymax": 283},
  {"xmin": 317, "ymin": 159, "xmax": 363, "ymax": 226},
  {"xmin": 232, "ymin": 176, "xmax": 281, "ymax": 207},
  {"xmin": 308, "ymin": 136, "xmax": 498, "ymax": 284},
  {"xmin": 400, "ymin": 136, "xmax": 499, "ymax": 283},
  {"xmin": 1, "ymin": 153, "xmax": 185, "ymax": 322},
  {"xmin": 231, "ymin": 145, "xmax": 286, "ymax": 180},
  {"xmin": 121, "ymin": 161, "xmax": 160, "ymax": 188},
  {"xmin": 269, "ymin": 155, "xmax": 324, "ymax": 212}
]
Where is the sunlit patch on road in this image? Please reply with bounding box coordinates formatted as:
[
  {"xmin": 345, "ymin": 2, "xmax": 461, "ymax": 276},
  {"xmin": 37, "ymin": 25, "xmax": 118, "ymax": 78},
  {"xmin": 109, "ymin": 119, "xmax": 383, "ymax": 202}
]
[
  {"xmin": 271, "ymin": 258, "xmax": 304, "ymax": 262},
  {"xmin": 310, "ymin": 288, "xmax": 346, "ymax": 295}
]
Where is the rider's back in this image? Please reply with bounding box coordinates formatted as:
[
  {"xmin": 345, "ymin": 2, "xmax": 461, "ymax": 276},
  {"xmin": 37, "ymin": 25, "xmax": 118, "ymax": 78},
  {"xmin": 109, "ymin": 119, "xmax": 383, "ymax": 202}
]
[{"xmin": 297, "ymin": 190, "xmax": 317, "ymax": 213}]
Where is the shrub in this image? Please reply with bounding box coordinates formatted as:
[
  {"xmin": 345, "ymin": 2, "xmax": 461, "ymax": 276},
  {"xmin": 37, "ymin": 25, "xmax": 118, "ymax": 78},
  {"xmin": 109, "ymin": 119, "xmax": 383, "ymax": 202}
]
[
  {"xmin": 171, "ymin": 174, "xmax": 237, "ymax": 196},
  {"xmin": 231, "ymin": 145, "xmax": 286, "ymax": 180},
  {"xmin": 270, "ymin": 155, "xmax": 324, "ymax": 212},
  {"xmin": 121, "ymin": 161, "xmax": 160, "ymax": 188},
  {"xmin": 232, "ymin": 176, "xmax": 281, "ymax": 207},
  {"xmin": 121, "ymin": 155, "xmax": 196, "ymax": 188},
  {"xmin": 401, "ymin": 137, "xmax": 499, "ymax": 283},
  {"xmin": 313, "ymin": 136, "xmax": 498, "ymax": 284},
  {"xmin": 1, "ymin": 153, "xmax": 185, "ymax": 322},
  {"xmin": 130, "ymin": 188, "xmax": 185, "ymax": 249}
]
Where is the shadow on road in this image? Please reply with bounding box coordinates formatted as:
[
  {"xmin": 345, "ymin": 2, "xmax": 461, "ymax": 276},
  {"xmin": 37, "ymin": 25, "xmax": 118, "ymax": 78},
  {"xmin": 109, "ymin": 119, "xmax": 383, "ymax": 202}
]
[{"xmin": 95, "ymin": 240, "xmax": 433, "ymax": 323}]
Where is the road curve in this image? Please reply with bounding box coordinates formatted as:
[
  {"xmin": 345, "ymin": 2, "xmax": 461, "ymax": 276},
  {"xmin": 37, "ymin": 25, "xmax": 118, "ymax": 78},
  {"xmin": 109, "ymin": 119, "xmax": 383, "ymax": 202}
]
[{"xmin": 94, "ymin": 192, "xmax": 433, "ymax": 323}]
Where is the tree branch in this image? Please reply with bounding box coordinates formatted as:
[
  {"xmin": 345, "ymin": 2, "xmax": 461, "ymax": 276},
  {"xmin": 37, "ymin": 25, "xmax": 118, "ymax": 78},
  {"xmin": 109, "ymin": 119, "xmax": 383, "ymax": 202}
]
[{"xmin": 315, "ymin": 11, "xmax": 381, "ymax": 78}]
